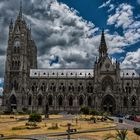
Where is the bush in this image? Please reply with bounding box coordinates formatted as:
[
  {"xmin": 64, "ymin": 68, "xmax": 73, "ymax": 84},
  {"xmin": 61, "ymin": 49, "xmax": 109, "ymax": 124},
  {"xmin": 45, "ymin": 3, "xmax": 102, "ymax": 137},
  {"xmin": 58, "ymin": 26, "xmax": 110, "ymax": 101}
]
[
  {"xmin": 28, "ymin": 113, "xmax": 42, "ymax": 122},
  {"xmin": 80, "ymin": 106, "xmax": 90, "ymax": 115},
  {"xmin": 90, "ymin": 109, "xmax": 99, "ymax": 115},
  {"xmin": 3, "ymin": 111, "xmax": 11, "ymax": 115},
  {"xmin": 134, "ymin": 128, "xmax": 140, "ymax": 135},
  {"xmin": 25, "ymin": 122, "xmax": 37, "ymax": 127},
  {"xmin": 22, "ymin": 107, "xmax": 28, "ymax": 113},
  {"xmin": 90, "ymin": 116, "xmax": 96, "ymax": 123},
  {"xmin": 12, "ymin": 126, "xmax": 26, "ymax": 130}
]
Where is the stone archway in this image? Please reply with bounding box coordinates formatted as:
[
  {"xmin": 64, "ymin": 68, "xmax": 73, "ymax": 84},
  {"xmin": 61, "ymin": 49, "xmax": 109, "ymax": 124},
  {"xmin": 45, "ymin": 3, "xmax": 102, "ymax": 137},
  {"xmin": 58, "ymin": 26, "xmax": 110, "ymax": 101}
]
[
  {"xmin": 101, "ymin": 95, "xmax": 116, "ymax": 114},
  {"xmin": 9, "ymin": 95, "xmax": 17, "ymax": 111}
]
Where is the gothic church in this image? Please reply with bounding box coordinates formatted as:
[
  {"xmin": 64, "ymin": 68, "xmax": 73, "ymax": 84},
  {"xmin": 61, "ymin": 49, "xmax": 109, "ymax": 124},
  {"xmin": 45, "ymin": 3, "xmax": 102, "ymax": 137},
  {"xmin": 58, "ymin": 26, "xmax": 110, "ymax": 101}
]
[{"xmin": 3, "ymin": 3, "xmax": 140, "ymax": 114}]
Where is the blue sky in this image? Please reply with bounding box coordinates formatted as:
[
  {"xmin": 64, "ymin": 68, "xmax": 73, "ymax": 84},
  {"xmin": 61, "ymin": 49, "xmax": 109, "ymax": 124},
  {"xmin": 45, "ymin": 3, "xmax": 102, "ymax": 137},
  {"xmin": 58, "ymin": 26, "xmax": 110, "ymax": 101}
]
[
  {"xmin": 57, "ymin": 0, "xmax": 140, "ymax": 61},
  {"xmin": 0, "ymin": 0, "xmax": 140, "ymax": 92}
]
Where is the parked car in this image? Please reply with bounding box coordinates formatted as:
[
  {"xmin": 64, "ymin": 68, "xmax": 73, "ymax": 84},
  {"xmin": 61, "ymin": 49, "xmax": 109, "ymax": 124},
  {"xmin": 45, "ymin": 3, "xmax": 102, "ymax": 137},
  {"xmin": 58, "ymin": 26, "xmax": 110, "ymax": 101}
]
[
  {"xmin": 134, "ymin": 116, "xmax": 140, "ymax": 122},
  {"xmin": 116, "ymin": 114, "xmax": 124, "ymax": 118}
]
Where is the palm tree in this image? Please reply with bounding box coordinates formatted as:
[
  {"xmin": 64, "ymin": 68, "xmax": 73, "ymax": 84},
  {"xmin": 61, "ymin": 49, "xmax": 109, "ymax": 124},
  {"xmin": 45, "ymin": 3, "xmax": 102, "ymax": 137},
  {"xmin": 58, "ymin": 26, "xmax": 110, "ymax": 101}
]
[{"xmin": 104, "ymin": 129, "xmax": 128, "ymax": 140}]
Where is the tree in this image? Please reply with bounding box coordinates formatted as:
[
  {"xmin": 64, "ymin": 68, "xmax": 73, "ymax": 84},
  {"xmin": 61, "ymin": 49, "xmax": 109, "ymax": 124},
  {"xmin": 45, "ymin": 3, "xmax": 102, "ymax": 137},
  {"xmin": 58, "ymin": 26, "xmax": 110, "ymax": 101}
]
[
  {"xmin": 80, "ymin": 106, "xmax": 89, "ymax": 115},
  {"xmin": 134, "ymin": 128, "xmax": 140, "ymax": 140},
  {"xmin": 28, "ymin": 113, "xmax": 42, "ymax": 122},
  {"xmin": 104, "ymin": 129, "xmax": 128, "ymax": 140},
  {"xmin": 90, "ymin": 109, "xmax": 99, "ymax": 116}
]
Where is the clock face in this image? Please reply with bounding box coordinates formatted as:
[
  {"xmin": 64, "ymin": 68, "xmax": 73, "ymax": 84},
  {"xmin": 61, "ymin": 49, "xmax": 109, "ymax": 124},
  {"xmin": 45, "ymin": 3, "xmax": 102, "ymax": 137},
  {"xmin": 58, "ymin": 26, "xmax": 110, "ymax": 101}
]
[
  {"xmin": 105, "ymin": 63, "xmax": 110, "ymax": 69},
  {"xmin": 14, "ymin": 40, "xmax": 20, "ymax": 47}
]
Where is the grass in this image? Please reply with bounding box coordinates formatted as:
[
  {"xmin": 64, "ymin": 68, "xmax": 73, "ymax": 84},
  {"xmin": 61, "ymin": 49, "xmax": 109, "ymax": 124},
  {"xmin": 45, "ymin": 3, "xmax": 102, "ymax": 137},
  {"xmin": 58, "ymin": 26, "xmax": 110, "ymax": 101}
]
[
  {"xmin": 0, "ymin": 115, "xmax": 115, "ymax": 137},
  {"xmin": 0, "ymin": 114, "xmax": 138, "ymax": 140},
  {"xmin": 50, "ymin": 130, "xmax": 139, "ymax": 140}
]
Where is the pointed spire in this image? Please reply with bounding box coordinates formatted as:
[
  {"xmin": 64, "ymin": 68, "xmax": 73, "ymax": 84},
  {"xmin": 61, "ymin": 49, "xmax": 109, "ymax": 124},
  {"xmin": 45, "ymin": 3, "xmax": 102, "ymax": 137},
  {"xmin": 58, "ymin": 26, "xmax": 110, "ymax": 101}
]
[
  {"xmin": 99, "ymin": 29, "xmax": 108, "ymax": 58},
  {"xmin": 9, "ymin": 19, "xmax": 13, "ymax": 28},
  {"xmin": 18, "ymin": 0, "xmax": 22, "ymax": 19},
  {"xmin": 101, "ymin": 29, "xmax": 106, "ymax": 46},
  {"xmin": 9, "ymin": 18, "xmax": 13, "ymax": 33}
]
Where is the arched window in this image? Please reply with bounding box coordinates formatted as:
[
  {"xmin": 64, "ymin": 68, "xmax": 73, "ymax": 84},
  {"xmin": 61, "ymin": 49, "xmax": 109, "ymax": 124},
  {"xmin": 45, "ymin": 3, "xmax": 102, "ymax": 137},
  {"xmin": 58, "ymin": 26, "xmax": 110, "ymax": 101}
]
[
  {"xmin": 32, "ymin": 86, "xmax": 34, "ymax": 92},
  {"xmin": 87, "ymin": 86, "xmax": 89, "ymax": 93},
  {"xmin": 90, "ymin": 87, "xmax": 93, "ymax": 93},
  {"xmin": 38, "ymin": 96, "xmax": 42, "ymax": 106},
  {"xmin": 22, "ymin": 96, "xmax": 24, "ymax": 105},
  {"xmin": 102, "ymin": 76, "xmax": 113, "ymax": 91},
  {"xmin": 79, "ymin": 96, "xmax": 84, "ymax": 106},
  {"xmin": 123, "ymin": 97, "xmax": 128, "ymax": 107},
  {"xmin": 58, "ymin": 96, "xmax": 63, "ymax": 106},
  {"xmin": 131, "ymin": 96, "xmax": 136, "ymax": 106},
  {"xmin": 128, "ymin": 87, "xmax": 131, "ymax": 93},
  {"xmin": 41, "ymin": 83, "xmax": 46, "ymax": 92},
  {"xmin": 88, "ymin": 96, "xmax": 92, "ymax": 107},
  {"xmin": 78, "ymin": 86, "xmax": 80, "ymax": 92},
  {"xmin": 18, "ymin": 61, "xmax": 20, "ymax": 68},
  {"xmin": 69, "ymin": 96, "xmax": 73, "ymax": 106},
  {"xmin": 62, "ymin": 86, "xmax": 65, "ymax": 92},
  {"xmin": 53, "ymin": 86, "xmax": 56, "ymax": 92},
  {"xmin": 28, "ymin": 96, "xmax": 32, "ymax": 106},
  {"xmin": 48, "ymin": 95, "xmax": 53, "ymax": 106},
  {"xmin": 10, "ymin": 95, "xmax": 17, "ymax": 105},
  {"xmin": 13, "ymin": 80, "xmax": 18, "ymax": 90},
  {"xmin": 72, "ymin": 86, "xmax": 74, "ymax": 91}
]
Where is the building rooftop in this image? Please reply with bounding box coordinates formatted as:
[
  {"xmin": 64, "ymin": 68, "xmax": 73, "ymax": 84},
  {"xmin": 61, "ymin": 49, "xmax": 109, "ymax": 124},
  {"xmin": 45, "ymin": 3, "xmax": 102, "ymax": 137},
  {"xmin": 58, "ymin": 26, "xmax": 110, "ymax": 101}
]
[
  {"xmin": 30, "ymin": 69, "xmax": 94, "ymax": 78},
  {"xmin": 120, "ymin": 69, "xmax": 139, "ymax": 78}
]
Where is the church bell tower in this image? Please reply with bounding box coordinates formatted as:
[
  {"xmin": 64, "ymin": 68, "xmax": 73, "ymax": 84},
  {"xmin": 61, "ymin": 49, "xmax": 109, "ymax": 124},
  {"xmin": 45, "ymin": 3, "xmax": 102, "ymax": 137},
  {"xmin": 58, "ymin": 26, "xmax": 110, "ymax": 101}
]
[{"xmin": 3, "ymin": 1, "xmax": 37, "ymax": 111}]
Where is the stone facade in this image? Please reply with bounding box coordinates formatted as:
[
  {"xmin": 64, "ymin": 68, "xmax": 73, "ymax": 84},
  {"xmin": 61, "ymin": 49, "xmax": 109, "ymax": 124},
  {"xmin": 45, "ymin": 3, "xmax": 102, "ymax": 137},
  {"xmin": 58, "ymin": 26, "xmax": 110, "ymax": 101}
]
[
  {"xmin": 0, "ymin": 96, "xmax": 2, "ymax": 106},
  {"xmin": 3, "ymin": 5, "xmax": 140, "ymax": 114}
]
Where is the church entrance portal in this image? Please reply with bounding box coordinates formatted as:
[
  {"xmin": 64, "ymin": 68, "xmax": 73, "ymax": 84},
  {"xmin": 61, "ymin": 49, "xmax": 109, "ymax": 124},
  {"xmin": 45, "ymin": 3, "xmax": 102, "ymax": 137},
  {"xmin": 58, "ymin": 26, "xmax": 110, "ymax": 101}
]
[
  {"xmin": 101, "ymin": 95, "xmax": 116, "ymax": 114},
  {"xmin": 10, "ymin": 95, "xmax": 17, "ymax": 111}
]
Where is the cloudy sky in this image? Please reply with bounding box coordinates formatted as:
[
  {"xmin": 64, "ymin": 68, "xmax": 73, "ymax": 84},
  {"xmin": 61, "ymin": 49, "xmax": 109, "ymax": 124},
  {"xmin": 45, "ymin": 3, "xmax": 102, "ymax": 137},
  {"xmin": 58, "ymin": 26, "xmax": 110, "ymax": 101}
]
[{"xmin": 0, "ymin": 0, "xmax": 140, "ymax": 89}]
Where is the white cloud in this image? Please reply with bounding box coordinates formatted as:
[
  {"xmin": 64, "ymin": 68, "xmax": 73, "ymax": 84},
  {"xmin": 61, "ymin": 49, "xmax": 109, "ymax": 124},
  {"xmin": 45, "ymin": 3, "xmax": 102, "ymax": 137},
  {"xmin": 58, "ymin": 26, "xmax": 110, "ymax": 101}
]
[
  {"xmin": 107, "ymin": 3, "xmax": 133, "ymax": 29},
  {"xmin": 25, "ymin": 0, "xmax": 100, "ymax": 69},
  {"xmin": 0, "ymin": 0, "xmax": 140, "ymax": 76},
  {"xmin": 137, "ymin": 0, "xmax": 140, "ymax": 5},
  {"xmin": 108, "ymin": 4, "xmax": 115, "ymax": 12},
  {"xmin": 107, "ymin": 3, "xmax": 140, "ymax": 52},
  {"xmin": 98, "ymin": 0, "xmax": 111, "ymax": 9},
  {"xmin": 121, "ymin": 49, "xmax": 140, "ymax": 70},
  {"xmin": 107, "ymin": 3, "xmax": 140, "ymax": 70}
]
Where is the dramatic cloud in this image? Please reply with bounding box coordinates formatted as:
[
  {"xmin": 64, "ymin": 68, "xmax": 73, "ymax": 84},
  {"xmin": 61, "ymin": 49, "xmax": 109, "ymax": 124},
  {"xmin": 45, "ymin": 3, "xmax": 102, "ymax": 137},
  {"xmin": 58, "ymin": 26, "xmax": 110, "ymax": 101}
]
[
  {"xmin": 107, "ymin": 3, "xmax": 140, "ymax": 70},
  {"xmin": 0, "ymin": 0, "xmax": 100, "ymax": 76},
  {"xmin": 121, "ymin": 48, "xmax": 140, "ymax": 70},
  {"xmin": 0, "ymin": 0, "xmax": 140, "ymax": 80},
  {"xmin": 25, "ymin": 0, "xmax": 100, "ymax": 69},
  {"xmin": 107, "ymin": 4, "xmax": 134, "ymax": 29}
]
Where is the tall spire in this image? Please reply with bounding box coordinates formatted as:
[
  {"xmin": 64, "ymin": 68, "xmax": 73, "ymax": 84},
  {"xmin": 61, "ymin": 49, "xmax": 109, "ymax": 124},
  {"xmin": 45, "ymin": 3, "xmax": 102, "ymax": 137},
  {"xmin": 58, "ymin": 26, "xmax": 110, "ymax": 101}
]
[
  {"xmin": 99, "ymin": 30, "xmax": 108, "ymax": 58},
  {"xmin": 18, "ymin": 0, "xmax": 22, "ymax": 19},
  {"xmin": 9, "ymin": 18, "xmax": 13, "ymax": 33}
]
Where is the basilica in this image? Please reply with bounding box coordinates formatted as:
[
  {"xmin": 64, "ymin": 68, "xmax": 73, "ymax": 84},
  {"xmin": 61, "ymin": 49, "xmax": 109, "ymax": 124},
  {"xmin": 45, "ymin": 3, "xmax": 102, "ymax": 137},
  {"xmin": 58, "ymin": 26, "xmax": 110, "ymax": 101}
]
[{"xmin": 3, "ymin": 4, "xmax": 140, "ymax": 114}]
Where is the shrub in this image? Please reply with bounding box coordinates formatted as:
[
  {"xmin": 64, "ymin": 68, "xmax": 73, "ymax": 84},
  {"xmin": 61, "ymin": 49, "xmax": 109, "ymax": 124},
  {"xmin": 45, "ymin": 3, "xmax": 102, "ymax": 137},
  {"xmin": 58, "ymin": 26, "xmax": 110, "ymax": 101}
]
[
  {"xmin": 22, "ymin": 107, "xmax": 28, "ymax": 113},
  {"xmin": 4, "ymin": 111, "xmax": 11, "ymax": 115},
  {"xmin": 80, "ymin": 106, "xmax": 90, "ymax": 115},
  {"xmin": 12, "ymin": 126, "xmax": 26, "ymax": 130},
  {"xmin": 28, "ymin": 113, "xmax": 42, "ymax": 122},
  {"xmin": 134, "ymin": 128, "xmax": 140, "ymax": 135},
  {"xmin": 25, "ymin": 122, "xmax": 37, "ymax": 127},
  {"xmin": 90, "ymin": 109, "xmax": 99, "ymax": 115}
]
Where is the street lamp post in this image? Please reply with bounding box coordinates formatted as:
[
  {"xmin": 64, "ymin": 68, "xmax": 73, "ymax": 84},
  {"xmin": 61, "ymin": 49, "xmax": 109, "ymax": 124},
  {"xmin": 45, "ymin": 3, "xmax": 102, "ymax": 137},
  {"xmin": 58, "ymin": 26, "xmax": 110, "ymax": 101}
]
[{"xmin": 67, "ymin": 123, "xmax": 71, "ymax": 140}]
